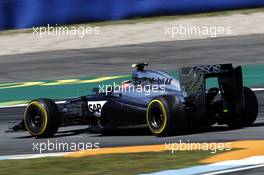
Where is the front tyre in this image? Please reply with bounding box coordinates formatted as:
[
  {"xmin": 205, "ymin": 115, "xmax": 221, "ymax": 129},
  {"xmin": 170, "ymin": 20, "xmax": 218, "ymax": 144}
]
[
  {"xmin": 229, "ymin": 87, "xmax": 258, "ymax": 127},
  {"xmin": 146, "ymin": 96, "xmax": 183, "ymax": 136},
  {"xmin": 24, "ymin": 99, "xmax": 60, "ymax": 138}
]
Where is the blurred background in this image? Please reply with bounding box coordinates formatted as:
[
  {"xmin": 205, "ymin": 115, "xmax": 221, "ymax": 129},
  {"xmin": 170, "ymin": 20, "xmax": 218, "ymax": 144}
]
[{"xmin": 0, "ymin": 0, "xmax": 264, "ymax": 30}]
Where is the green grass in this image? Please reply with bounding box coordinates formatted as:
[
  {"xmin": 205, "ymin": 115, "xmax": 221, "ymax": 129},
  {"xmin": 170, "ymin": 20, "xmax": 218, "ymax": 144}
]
[
  {"xmin": 1, "ymin": 7, "xmax": 263, "ymax": 36},
  {"xmin": 0, "ymin": 151, "xmax": 213, "ymax": 175}
]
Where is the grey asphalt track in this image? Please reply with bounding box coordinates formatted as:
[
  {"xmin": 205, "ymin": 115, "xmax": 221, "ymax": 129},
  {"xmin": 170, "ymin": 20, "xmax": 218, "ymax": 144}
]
[
  {"xmin": 0, "ymin": 90, "xmax": 263, "ymax": 156},
  {"xmin": 0, "ymin": 34, "xmax": 264, "ymax": 82},
  {"xmin": 0, "ymin": 34, "xmax": 263, "ymax": 160}
]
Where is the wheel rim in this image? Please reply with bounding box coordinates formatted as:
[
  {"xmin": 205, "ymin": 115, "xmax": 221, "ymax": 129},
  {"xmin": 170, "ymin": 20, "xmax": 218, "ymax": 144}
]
[
  {"xmin": 25, "ymin": 106, "xmax": 45, "ymax": 133},
  {"xmin": 148, "ymin": 102, "xmax": 166, "ymax": 133},
  {"xmin": 150, "ymin": 106, "xmax": 164, "ymax": 129}
]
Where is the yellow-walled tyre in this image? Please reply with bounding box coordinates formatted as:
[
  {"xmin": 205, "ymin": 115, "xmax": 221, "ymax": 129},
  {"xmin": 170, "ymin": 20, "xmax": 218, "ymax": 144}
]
[
  {"xmin": 24, "ymin": 99, "xmax": 60, "ymax": 138},
  {"xmin": 146, "ymin": 96, "xmax": 183, "ymax": 136}
]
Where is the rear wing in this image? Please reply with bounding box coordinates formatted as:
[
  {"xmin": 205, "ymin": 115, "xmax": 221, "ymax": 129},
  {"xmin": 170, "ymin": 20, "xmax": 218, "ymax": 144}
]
[
  {"xmin": 192, "ymin": 64, "xmax": 238, "ymax": 77},
  {"xmin": 179, "ymin": 64, "xmax": 243, "ymax": 116}
]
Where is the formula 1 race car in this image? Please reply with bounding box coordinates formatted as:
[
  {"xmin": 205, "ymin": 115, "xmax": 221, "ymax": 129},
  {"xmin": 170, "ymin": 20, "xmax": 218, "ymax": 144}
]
[{"xmin": 10, "ymin": 63, "xmax": 258, "ymax": 138}]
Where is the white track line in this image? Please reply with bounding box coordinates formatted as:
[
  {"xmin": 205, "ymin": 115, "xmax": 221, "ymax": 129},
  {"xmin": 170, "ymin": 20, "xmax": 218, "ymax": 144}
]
[
  {"xmin": 141, "ymin": 156, "xmax": 264, "ymax": 175},
  {"xmin": 0, "ymin": 152, "xmax": 70, "ymax": 160},
  {"xmin": 251, "ymin": 88, "xmax": 264, "ymax": 91},
  {"xmin": 202, "ymin": 163, "xmax": 264, "ymax": 175}
]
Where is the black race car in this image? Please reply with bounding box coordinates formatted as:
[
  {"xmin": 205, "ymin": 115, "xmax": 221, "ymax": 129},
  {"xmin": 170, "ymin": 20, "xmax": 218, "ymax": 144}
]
[{"xmin": 11, "ymin": 63, "xmax": 258, "ymax": 138}]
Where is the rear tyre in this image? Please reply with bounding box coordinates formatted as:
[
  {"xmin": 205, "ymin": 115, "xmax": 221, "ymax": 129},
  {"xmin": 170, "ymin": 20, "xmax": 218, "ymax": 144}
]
[
  {"xmin": 24, "ymin": 99, "xmax": 60, "ymax": 138},
  {"xmin": 229, "ymin": 87, "xmax": 258, "ymax": 128},
  {"xmin": 146, "ymin": 96, "xmax": 183, "ymax": 136}
]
